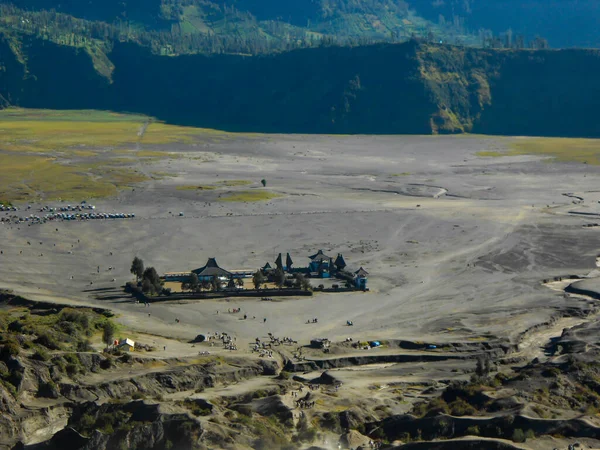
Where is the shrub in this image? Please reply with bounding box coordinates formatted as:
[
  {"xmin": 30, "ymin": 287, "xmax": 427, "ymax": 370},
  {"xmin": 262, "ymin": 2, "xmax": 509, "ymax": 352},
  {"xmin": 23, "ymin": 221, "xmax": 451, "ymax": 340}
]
[
  {"xmin": 466, "ymin": 425, "xmax": 480, "ymax": 436},
  {"xmin": 253, "ymin": 390, "xmax": 268, "ymax": 399},
  {"xmin": 32, "ymin": 348, "xmax": 50, "ymax": 361},
  {"xmin": 0, "ymin": 341, "xmax": 20, "ymax": 360},
  {"xmin": 99, "ymin": 358, "xmax": 113, "ymax": 370},
  {"xmin": 65, "ymin": 363, "xmax": 79, "ymax": 376},
  {"xmin": 64, "ymin": 353, "xmax": 80, "ymax": 365},
  {"xmin": 76, "ymin": 340, "xmax": 94, "ymax": 352},
  {"xmin": 37, "ymin": 381, "xmax": 59, "ymax": 399},
  {"xmin": 7, "ymin": 321, "xmax": 24, "ymax": 333},
  {"xmin": 35, "ymin": 333, "xmax": 61, "ymax": 350},
  {"xmin": 542, "ymin": 367, "xmax": 561, "ymax": 378},
  {"xmin": 512, "ymin": 429, "xmax": 525, "ymax": 443},
  {"xmin": 7, "ymin": 370, "xmax": 23, "ymax": 388},
  {"xmin": 60, "ymin": 309, "xmax": 91, "ymax": 329},
  {"xmin": 58, "ymin": 320, "xmax": 78, "ymax": 336},
  {"xmin": 449, "ymin": 398, "xmax": 476, "ymax": 416},
  {"xmin": 524, "ymin": 429, "xmax": 535, "ymax": 440},
  {"xmin": 297, "ymin": 426, "xmax": 317, "ymax": 442},
  {"xmin": 79, "ymin": 413, "xmax": 96, "ymax": 431}
]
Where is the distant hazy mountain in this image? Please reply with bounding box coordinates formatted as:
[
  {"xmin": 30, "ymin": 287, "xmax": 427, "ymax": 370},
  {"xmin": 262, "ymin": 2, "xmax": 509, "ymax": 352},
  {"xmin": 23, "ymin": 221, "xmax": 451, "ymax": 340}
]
[{"xmin": 410, "ymin": 0, "xmax": 600, "ymax": 48}]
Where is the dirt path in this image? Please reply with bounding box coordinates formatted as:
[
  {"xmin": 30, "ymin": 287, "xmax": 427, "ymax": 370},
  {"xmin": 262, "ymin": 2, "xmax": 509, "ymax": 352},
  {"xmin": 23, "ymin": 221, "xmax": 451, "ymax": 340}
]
[{"xmin": 514, "ymin": 280, "xmax": 600, "ymax": 364}]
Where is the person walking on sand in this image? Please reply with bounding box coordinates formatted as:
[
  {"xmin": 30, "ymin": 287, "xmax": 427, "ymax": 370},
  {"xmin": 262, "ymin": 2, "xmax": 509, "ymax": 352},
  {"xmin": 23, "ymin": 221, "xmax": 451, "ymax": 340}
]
[{"xmin": 264, "ymin": 317, "xmax": 267, "ymax": 323}]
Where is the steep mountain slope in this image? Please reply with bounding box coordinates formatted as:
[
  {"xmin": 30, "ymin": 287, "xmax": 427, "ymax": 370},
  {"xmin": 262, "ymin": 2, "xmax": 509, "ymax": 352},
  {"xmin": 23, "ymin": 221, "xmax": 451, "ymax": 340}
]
[{"xmin": 2, "ymin": 32, "xmax": 600, "ymax": 137}]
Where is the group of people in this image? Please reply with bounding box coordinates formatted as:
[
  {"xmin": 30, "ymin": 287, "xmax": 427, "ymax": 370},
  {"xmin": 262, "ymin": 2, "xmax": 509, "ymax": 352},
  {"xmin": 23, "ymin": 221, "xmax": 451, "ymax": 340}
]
[
  {"xmin": 295, "ymin": 399, "xmax": 315, "ymax": 409},
  {"xmin": 306, "ymin": 318, "xmax": 319, "ymax": 324},
  {"xmin": 266, "ymin": 333, "xmax": 297, "ymax": 346},
  {"xmin": 205, "ymin": 331, "xmax": 238, "ymax": 351},
  {"xmin": 255, "ymin": 348, "xmax": 273, "ymax": 357}
]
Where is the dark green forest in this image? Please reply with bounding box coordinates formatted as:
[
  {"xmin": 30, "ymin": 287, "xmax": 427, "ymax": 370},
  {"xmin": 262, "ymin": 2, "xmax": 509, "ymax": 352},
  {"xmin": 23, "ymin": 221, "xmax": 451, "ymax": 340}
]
[
  {"xmin": 2, "ymin": 31, "xmax": 600, "ymax": 137},
  {"xmin": 0, "ymin": 0, "xmax": 571, "ymax": 60}
]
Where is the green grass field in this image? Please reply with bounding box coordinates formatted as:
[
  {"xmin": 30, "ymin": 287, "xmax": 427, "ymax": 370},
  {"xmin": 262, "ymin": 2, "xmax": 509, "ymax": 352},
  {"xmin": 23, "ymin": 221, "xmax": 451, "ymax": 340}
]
[
  {"xmin": 0, "ymin": 108, "xmax": 228, "ymax": 202},
  {"xmin": 176, "ymin": 180, "xmax": 253, "ymax": 192},
  {"xmin": 220, "ymin": 190, "xmax": 282, "ymax": 202},
  {"xmin": 176, "ymin": 185, "xmax": 217, "ymax": 191},
  {"xmin": 477, "ymin": 137, "xmax": 600, "ymax": 165}
]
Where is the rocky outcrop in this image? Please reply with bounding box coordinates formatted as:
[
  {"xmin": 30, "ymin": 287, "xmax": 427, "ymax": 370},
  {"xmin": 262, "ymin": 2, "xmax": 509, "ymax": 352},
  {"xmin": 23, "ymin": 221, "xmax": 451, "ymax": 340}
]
[
  {"xmin": 285, "ymin": 352, "xmax": 466, "ymax": 372},
  {"xmin": 372, "ymin": 413, "xmax": 600, "ymax": 442},
  {"xmin": 61, "ymin": 358, "xmax": 272, "ymax": 402},
  {"xmin": 18, "ymin": 401, "xmax": 203, "ymax": 450},
  {"xmin": 250, "ymin": 395, "xmax": 294, "ymax": 423},
  {"xmin": 339, "ymin": 429, "xmax": 370, "ymax": 449}
]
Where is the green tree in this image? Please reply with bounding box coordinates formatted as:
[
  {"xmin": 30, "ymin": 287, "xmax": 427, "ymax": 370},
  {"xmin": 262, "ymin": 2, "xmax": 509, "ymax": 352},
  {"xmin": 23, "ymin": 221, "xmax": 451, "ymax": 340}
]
[
  {"xmin": 211, "ymin": 277, "xmax": 222, "ymax": 291},
  {"xmin": 189, "ymin": 273, "xmax": 199, "ymax": 292},
  {"xmin": 102, "ymin": 322, "xmax": 116, "ymax": 350},
  {"xmin": 272, "ymin": 268, "xmax": 285, "ymax": 288},
  {"xmin": 181, "ymin": 280, "xmax": 190, "ymax": 292},
  {"xmin": 142, "ymin": 267, "xmax": 162, "ymax": 294},
  {"xmin": 130, "ymin": 256, "xmax": 144, "ymax": 281},
  {"xmin": 294, "ymin": 273, "xmax": 311, "ymax": 291},
  {"xmin": 142, "ymin": 278, "xmax": 154, "ymax": 294},
  {"xmin": 252, "ymin": 270, "xmax": 265, "ymax": 290}
]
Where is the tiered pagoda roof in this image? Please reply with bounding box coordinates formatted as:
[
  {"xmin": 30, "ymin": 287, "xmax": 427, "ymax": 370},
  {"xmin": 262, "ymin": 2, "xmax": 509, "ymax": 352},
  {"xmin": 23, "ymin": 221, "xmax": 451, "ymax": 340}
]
[{"xmin": 192, "ymin": 258, "xmax": 232, "ymax": 278}]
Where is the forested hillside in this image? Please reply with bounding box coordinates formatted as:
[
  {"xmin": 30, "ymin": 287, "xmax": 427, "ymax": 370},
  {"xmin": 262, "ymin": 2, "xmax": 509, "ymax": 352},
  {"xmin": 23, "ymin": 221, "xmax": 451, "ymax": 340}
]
[
  {"xmin": 2, "ymin": 0, "xmax": 580, "ymax": 61},
  {"xmin": 2, "ymin": 31, "xmax": 600, "ymax": 137}
]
